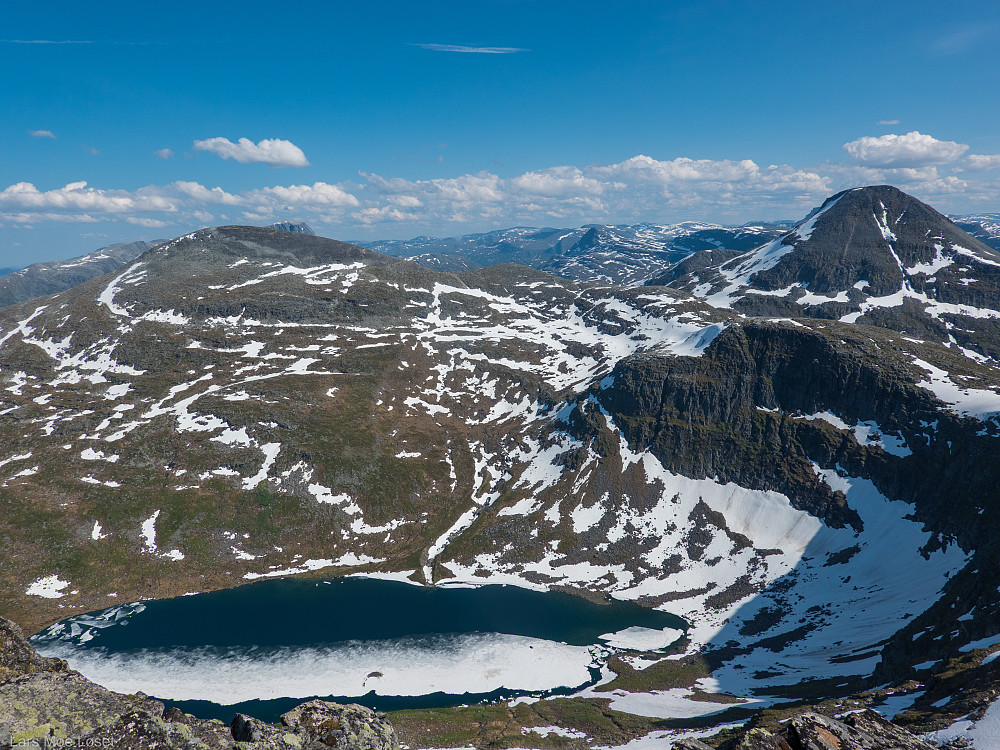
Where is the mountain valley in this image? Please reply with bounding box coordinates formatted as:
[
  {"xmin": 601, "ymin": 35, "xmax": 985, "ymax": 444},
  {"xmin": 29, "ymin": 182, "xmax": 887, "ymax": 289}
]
[{"xmin": 3, "ymin": 186, "xmax": 1000, "ymax": 747}]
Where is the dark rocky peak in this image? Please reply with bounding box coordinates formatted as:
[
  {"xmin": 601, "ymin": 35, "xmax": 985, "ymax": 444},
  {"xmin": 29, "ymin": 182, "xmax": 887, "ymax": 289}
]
[
  {"xmin": 268, "ymin": 220, "xmax": 316, "ymax": 235},
  {"xmin": 746, "ymin": 185, "xmax": 999, "ymax": 297},
  {"xmin": 567, "ymin": 226, "xmax": 605, "ymax": 254},
  {"xmin": 653, "ymin": 186, "xmax": 1000, "ymax": 360}
]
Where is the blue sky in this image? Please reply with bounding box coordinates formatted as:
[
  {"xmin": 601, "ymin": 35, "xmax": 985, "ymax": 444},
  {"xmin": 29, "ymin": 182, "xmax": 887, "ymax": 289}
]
[{"xmin": 2, "ymin": 0, "xmax": 1000, "ymax": 266}]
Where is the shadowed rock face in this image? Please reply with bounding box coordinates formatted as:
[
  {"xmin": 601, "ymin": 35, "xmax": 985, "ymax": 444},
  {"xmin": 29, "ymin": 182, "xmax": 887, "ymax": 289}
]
[
  {"xmin": 599, "ymin": 319, "xmax": 1000, "ymax": 543},
  {"xmin": 0, "ymin": 616, "xmax": 66, "ymax": 681},
  {"xmin": 268, "ymin": 221, "xmax": 316, "ymax": 235}
]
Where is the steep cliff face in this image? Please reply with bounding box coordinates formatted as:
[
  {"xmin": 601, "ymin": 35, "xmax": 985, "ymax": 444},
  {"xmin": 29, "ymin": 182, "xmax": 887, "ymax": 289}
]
[
  {"xmin": 600, "ymin": 320, "xmax": 1000, "ymax": 545},
  {"xmin": 581, "ymin": 317, "xmax": 1000, "ymax": 681}
]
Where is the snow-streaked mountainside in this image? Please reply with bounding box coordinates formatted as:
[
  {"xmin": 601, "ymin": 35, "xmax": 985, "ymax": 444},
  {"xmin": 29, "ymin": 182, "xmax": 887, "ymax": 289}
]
[
  {"xmin": 361, "ymin": 222, "xmax": 788, "ymax": 285},
  {"xmin": 0, "ymin": 241, "xmax": 156, "ymax": 309},
  {"xmin": 3, "ymin": 189, "xmax": 1000, "ymax": 744},
  {"xmin": 0, "ymin": 222, "xmax": 313, "ymax": 312},
  {"xmin": 655, "ymin": 185, "xmax": 1000, "ymax": 361}
]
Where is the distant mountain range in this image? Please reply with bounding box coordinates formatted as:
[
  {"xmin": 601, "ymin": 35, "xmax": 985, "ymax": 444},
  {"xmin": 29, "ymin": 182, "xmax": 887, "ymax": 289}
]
[
  {"xmin": 3, "ymin": 214, "xmax": 998, "ymax": 312},
  {"xmin": 358, "ymin": 222, "xmax": 790, "ymax": 284},
  {"xmin": 954, "ymin": 214, "xmax": 1000, "ymax": 251}
]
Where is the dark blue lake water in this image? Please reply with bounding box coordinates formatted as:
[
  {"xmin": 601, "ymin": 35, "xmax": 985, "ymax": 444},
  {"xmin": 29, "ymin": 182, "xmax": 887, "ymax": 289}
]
[{"xmin": 32, "ymin": 577, "xmax": 685, "ymax": 722}]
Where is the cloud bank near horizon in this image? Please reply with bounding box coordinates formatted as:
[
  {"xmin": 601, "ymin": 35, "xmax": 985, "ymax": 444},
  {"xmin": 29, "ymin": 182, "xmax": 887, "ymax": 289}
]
[{"xmin": 3, "ymin": 134, "xmax": 1000, "ymax": 239}]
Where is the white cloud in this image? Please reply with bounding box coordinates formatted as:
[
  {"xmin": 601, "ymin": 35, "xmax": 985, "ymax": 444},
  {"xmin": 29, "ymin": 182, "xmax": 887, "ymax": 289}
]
[
  {"xmin": 193, "ymin": 137, "xmax": 310, "ymax": 167},
  {"xmin": 877, "ymin": 119, "xmax": 900, "ymax": 126},
  {"xmin": 2, "ymin": 212, "xmax": 99, "ymax": 224},
  {"xmin": 413, "ymin": 44, "xmax": 527, "ymax": 54},
  {"xmin": 352, "ymin": 206, "xmax": 420, "ymax": 224},
  {"xmin": 965, "ymin": 154, "xmax": 1000, "ymax": 171},
  {"xmin": 171, "ymin": 181, "xmax": 242, "ymax": 205},
  {"xmin": 29, "ymin": 130, "xmax": 56, "ymax": 139},
  {"xmin": 154, "ymin": 148, "xmax": 174, "ymax": 160},
  {"xmin": 3, "ymin": 39, "xmax": 93, "ymax": 45},
  {"xmin": 597, "ymin": 155, "xmax": 762, "ymax": 183},
  {"xmin": 248, "ymin": 182, "xmax": 360, "ymax": 207},
  {"xmin": 0, "ymin": 181, "xmax": 175, "ymax": 213},
  {"xmin": 510, "ymin": 166, "xmax": 606, "ymax": 196},
  {"xmin": 822, "ymin": 162, "xmax": 972, "ymax": 201},
  {"xmin": 356, "ymin": 156, "xmax": 832, "ymax": 229},
  {"xmin": 843, "ymin": 131, "xmax": 968, "ymax": 168},
  {"xmin": 7, "ymin": 146, "xmax": 1000, "ymax": 237}
]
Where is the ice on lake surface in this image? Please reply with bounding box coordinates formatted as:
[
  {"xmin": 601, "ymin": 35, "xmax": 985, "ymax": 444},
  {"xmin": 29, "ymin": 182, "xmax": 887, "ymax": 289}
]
[{"xmin": 32, "ymin": 577, "xmax": 686, "ymax": 721}]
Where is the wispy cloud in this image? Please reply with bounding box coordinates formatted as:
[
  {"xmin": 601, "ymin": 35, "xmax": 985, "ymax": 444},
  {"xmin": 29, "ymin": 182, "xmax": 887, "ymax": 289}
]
[
  {"xmin": 965, "ymin": 154, "xmax": 1000, "ymax": 171},
  {"xmin": 1, "ymin": 39, "xmax": 94, "ymax": 44},
  {"xmin": 193, "ymin": 137, "xmax": 310, "ymax": 168},
  {"xmin": 0, "ymin": 39, "xmax": 150, "ymax": 46},
  {"xmin": 412, "ymin": 43, "xmax": 528, "ymax": 54},
  {"xmin": 931, "ymin": 22, "xmax": 999, "ymax": 56},
  {"xmin": 29, "ymin": 130, "xmax": 56, "ymax": 139},
  {"xmin": 126, "ymin": 217, "xmax": 168, "ymax": 228},
  {"xmin": 877, "ymin": 119, "xmax": 900, "ymax": 126},
  {"xmin": 154, "ymin": 148, "xmax": 174, "ymax": 160}
]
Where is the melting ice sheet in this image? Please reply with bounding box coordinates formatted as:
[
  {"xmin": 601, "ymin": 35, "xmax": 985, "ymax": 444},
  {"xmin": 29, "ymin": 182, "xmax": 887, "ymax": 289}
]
[
  {"xmin": 31, "ymin": 578, "xmax": 685, "ymax": 708},
  {"xmin": 34, "ymin": 633, "xmax": 602, "ymax": 704}
]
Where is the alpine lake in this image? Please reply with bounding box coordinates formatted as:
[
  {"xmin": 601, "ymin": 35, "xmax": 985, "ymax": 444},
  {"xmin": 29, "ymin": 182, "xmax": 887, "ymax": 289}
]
[{"xmin": 30, "ymin": 577, "xmax": 686, "ymax": 723}]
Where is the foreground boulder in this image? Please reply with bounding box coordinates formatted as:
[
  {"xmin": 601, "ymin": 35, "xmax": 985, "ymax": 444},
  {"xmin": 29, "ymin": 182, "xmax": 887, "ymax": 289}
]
[
  {"xmin": 230, "ymin": 702, "xmax": 399, "ymax": 750},
  {"xmin": 673, "ymin": 709, "xmax": 936, "ymax": 750},
  {"xmin": 280, "ymin": 701, "xmax": 398, "ymax": 750},
  {"xmin": 0, "ymin": 615, "xmax": 398, "ymax": 750},
  {"xmin": 0, "ymin": 617, "xmax": 66, "ymax": 681}
]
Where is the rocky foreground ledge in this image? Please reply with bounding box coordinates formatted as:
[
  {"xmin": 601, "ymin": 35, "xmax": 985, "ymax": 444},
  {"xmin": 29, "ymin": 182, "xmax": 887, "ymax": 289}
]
[
  {"xmin": 0, "ymin": 615, "xmax": 399, "ymax": 750},
  {"xmin": 673, "ymin": 711, "xmax": 940, "ymax": 750},
  {"xmin": 0, "ymin": 615, "xmax": 952, "ymax": 750}
]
